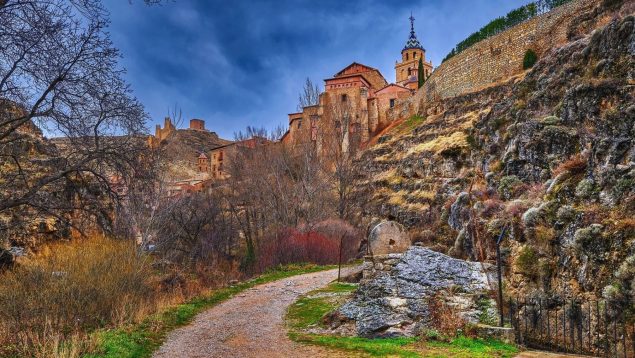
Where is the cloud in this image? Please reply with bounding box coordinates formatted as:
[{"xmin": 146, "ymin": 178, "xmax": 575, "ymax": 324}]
[{"xmin": 106, "ymin": 0, "xmax": 528, "ymax": 138}]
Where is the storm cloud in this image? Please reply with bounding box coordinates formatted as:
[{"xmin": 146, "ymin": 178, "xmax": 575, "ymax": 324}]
[{"xmin": 106, "ymin": 0, "xmax": 528, "ymax": 138}]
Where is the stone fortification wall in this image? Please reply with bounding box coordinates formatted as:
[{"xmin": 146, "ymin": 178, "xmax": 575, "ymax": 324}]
[{"xmin": 418, "ymin": 0, "xmax": 595, "ymax": 104}]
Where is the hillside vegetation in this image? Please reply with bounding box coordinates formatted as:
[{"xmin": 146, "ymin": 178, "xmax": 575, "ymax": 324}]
[{"xmin": 357, "ymin": 0, "xmax": 634, "ymax": 307}]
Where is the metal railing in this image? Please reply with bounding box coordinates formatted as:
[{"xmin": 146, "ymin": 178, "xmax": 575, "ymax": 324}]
[{"xmin": 509, "ymin": 297, "xmax": 634, "ymax": 357}]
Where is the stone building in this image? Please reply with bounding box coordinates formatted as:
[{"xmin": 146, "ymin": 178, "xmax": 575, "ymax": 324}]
[
  {"xmin": 148, "ymin": 117, "xmax": 212, "ymax": 148},
  {"xmin": 395, "ymin": 15, "xmax": 433, "ymax": 90},
  {"xmin": 197, "ymin": 152, "xmax": 209, "ymax": 172},
  {"xmin": 207, "ymin": 136, "xmax": 270, "ymax": 179},
  {"xmin": 148, "ymin": 117, "xmax": 176, "ymax": 148},
  {"xmin": 282, "ymin": 14, "xmax": 432, "ymax": 152},
  {"xmin": 189, "ymin": 118, "xmax": 206, "ymax": 131}
]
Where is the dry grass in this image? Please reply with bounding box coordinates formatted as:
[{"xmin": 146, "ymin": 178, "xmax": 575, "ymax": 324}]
[
  {"xmin": 407, "ymin": 131, "xmax": 468, "ymax": 156},
  {"xmin": 552, "ymin": 153, "xmax": 587, "ymax": 177},
  {"xmin": 0, "ymin": 236, "xmax": 156, "ymax": 357},
  {"xmin": 427, "ymin": 292, "xmax": 470, "ymax": 338}
]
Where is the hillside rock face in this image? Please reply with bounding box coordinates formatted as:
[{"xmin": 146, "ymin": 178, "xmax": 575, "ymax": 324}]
[
  {"xmin": 355, "ymin": 4, "xmax": 634, "ymax": 307},
  {"xmin": 329, "ymin": 247, "xmax": 497, "ymax": 337}
]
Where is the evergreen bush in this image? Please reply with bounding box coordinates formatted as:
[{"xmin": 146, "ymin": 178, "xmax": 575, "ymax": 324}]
[
  {"xmin": 523, "ymin": 49, "xmax": 538, "ymax": 69},
  {"xmin": 442, "ymin": 0, "xmax": 573, "ymax": 63}
]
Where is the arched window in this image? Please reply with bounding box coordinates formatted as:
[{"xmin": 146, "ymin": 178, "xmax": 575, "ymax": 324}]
[
  {"xmin": 407, "ymin": 68, "xmax": 412, "ymax": 76},
  {"xmin": 413, "ymin": 52, "xmax": 417, "ymax": 59},
  {"xmin": 405, "ymin": 53, "xmax": 409, "ymax": 60}
]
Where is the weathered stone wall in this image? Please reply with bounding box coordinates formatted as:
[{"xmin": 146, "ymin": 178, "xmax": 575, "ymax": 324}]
[
  {"xmin": 361, "ymin": 253, "xmax": 403, "ymax": 280},
  {"xmin": 420, "ymin": 0, "xmax": 596, "ymax": 103}
]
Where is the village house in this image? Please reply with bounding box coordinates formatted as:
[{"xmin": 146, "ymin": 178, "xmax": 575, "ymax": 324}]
[{"xmin": 207, "ymin": 136, "xmax": 270, "ymax": 179}]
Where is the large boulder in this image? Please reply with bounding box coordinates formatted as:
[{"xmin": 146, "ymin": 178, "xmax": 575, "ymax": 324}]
[
  {"xmin": 329, "ymin": 247, "xmax": 497, "ymax": 337},
  {"xmin": 367, "ymin": 221, "xmax": 410, "ymax": 255}
]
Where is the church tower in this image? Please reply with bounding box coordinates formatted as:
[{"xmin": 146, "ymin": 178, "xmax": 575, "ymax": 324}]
[{"xmin": 395, "ymin": 14, "xmax": 433, "ymax": 90}]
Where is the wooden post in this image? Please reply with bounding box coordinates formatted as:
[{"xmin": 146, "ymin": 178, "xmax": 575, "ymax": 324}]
[{"xmin": 337, "ymin": 233, "xmax": 343, "ymax": 282}]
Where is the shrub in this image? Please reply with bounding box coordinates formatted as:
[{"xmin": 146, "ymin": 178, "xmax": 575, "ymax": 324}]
[
  {"xmin": 498, "ymin": 175, "xmax": 524, "ymax": 200},
  {"xmin": 521, "ymin": 207, "xmax": 541, "ymax": 227},
  {"xmin": 575, "ymin": 178, "xmax": 597, "ymax": 199},
  {"xmin": 515, "ymin": 245, "xmax": 539, "ymax": 280},
  {"xmin": 255, "ymin": 220, "xmax": 361, "ymax": 273},
  {"xmin": 613, "ymin": 178, "xmax": 634, "ymax": 198},
  {"xmin": 427, "ymin": 292, "xmax": 468, "ymax": 338},
  {"xmin": 556, "ymin": 205, "xmax": 577, "ymax": 221},
  {"xmin": 552, "ymin": 153, "xmax": 587, "ymax": 177},
  {"xmin": 523, "ymin": 49, "xmax": 538, "ymax": 69},
  {"xmin": 574, "ymin": 224, "xmax": 606, "ymax": 258},
  {"xmin": 541, "ymin": 115, "xmax": 561, "ymax": 125},
  {"xmin": 0, "ymin": 236, "xmax": 154, "ymax": 357}
]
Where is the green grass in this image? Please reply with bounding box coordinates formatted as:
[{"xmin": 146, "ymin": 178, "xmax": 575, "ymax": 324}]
[
  {"xmin": 85, "ymin": 263, "xmax": 336, "ymax": 358},
  {"xmin": 293, "ymin": 334, "xmax": 419, "ymax": 357},
  {"xmin": 287, "ymin": 282, "xmax": 357, "ymax": 330},
  {"xmin": 401, "ymin": 114, "xmax": 426, "ymax": 133},
  {"xmin": 286, "ymin": 282, "xmax": 519, "ymax": 358},
  {"xmin": 425, "ymin": 336, "xmax": 519, "ymax": 358}
]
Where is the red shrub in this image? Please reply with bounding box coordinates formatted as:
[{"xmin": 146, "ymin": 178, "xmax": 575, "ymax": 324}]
[
  {"xmin": 255, "ymin": 220, "xmax": 361, "ymax": 273},
  {"xmin": 552, "ymin": 153, "xmax": 587, "ymax": 177}
]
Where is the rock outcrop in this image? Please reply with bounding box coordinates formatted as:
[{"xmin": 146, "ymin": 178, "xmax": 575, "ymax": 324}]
[
  {"xmin": 354, "ymin": 1, "xmax": 634, "ymax": 311},
  {"xmin": 328, "ymin": 247, "xmax": 497, "ymax": 337}
]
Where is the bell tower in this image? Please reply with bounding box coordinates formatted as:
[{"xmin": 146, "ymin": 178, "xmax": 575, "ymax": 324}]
[{"xmin": 395, "ymin": 13, "xmax": 433, "ymax": 90}]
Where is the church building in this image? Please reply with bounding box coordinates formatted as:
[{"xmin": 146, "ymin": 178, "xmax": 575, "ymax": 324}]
[{"xmin": 282, "ymin": 14, "xmax": 433, "ymax": 152}]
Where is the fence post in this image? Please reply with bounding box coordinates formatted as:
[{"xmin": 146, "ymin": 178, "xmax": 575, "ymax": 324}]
[
  {"xmin": 588, "ymin": 301, "xmax": 591, "ymax": 353},
  {"xmin": 509, "ymin": 297, "xmax": 514, "ymax": 328},
  {"xmin": 622, "ymin": 317, "xmax": 627, "ymax": 358},
  {"xmin": 495, "ymin": 225, "xmax": 508, "ymax": 327},
  {"xmin": 564, "ymin": 303, "xmax": 567, "ymax": 352},
  {"xmin": 555, "ymin": 308, "xmax": 558, "ymax": 348},
  {"xmin": 604, "ymin": 300, "xmax": 611, "ymax": 357}
]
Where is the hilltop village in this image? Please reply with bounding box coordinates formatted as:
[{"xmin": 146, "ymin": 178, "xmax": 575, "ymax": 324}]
[
  {"xmin": 2, "ymin": 0, "xmax": 634, "ymax": 356},
  {"xmin": 148, "ymin": 16, "xmax": 433, "ymax": 195}
]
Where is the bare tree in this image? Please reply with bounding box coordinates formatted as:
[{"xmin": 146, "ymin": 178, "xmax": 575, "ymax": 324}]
[
  {"xmin": 297, "ymin": 78, "xmax": 321, "ymax": 111},
  {"xmin": 321, "ymin": 95, "xmax": 360, "ymax": 221},
  {"xmin": 0, "ymin": 0, "xmax": 147, "ymax": 242}
]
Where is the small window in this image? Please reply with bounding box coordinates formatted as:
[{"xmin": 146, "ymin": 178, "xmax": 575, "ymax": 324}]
[
  {"xmin": 390, "ymin": 99, "xmax": 395, "ymax": 108},
  {"xmin": 406, "ymin": 53, "xmax": 409, "ymax": 60},
  {"xmin": 297, "ymin": 119, "xmax": 302, "ymax": 129},
  {"xmin": 407, "ymin": 68, "xmax": 412, "ymax": 76},
  {"xmin": 341, "ymin": 94, "xmax": 347, "ymax": 102},
  {"xmin": 414, "ymin": 52, "xmax": 417, "ymax": 59}
]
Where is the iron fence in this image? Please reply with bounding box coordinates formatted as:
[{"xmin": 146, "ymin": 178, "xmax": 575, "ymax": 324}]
[{"xmin": 508, "ymin": 297, "xmax": 635, "ymax": 357}]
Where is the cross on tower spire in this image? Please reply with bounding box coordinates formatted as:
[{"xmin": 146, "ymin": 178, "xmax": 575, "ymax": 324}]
[
  {"xmin": 403, "ymin": 11, "xmax": 424, "ymax": 51},
  {"xmin": 409, "ymin": 12, "xmax": 415, "ymax": 33}
]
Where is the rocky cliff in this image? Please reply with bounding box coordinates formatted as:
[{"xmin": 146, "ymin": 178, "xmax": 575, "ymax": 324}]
[{"xmin": 356, "ymin": 0, "xmax": 634, "ymax": 306}]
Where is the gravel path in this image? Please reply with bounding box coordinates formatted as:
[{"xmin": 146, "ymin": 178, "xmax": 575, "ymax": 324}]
[{"xmin": 153, "ymin": 268, "xmax": 357, "ymax": 358}]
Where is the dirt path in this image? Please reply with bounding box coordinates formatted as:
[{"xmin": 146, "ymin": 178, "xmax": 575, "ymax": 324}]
[{"xmin": 153, "ymin": 268, "xmax": 354, "ymax": 358}]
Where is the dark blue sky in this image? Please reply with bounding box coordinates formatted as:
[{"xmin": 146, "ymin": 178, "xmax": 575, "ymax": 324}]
[{"xmin": 106, "ymin": 0, "xmax": 527, "ymax": 139}]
